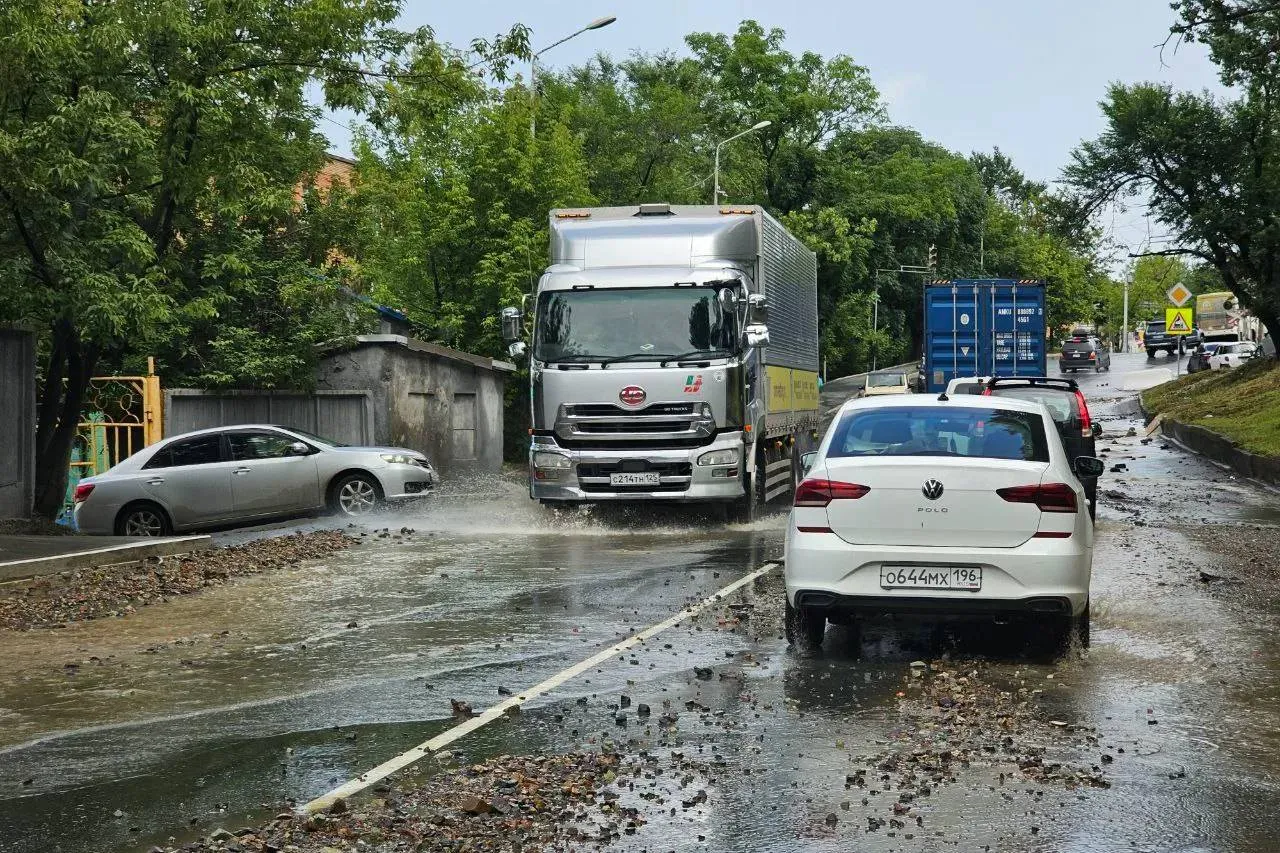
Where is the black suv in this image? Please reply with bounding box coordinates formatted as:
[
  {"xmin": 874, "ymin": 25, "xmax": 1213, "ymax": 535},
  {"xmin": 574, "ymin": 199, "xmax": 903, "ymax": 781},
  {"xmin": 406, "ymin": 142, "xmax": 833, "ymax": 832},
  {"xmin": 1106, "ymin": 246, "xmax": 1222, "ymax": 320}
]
[
  {"xmin": 1059, "ymin": 329, "xmax": 1111, "ymax": 373},
  {"xmin": 1145, "ymin": 319, "xmax": 1200, "ymax": 358},
  {"xmin": 984, "ymin": 377, "xmax": 1101, "ymax": 519}
]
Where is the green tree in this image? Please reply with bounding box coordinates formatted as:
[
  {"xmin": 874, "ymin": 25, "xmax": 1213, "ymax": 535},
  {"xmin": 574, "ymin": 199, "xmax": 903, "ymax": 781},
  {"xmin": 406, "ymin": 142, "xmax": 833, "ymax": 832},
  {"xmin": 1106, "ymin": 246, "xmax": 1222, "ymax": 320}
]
[{"xmin": 0, "ymin": 0, "xmax": 524, "ymax": 518}]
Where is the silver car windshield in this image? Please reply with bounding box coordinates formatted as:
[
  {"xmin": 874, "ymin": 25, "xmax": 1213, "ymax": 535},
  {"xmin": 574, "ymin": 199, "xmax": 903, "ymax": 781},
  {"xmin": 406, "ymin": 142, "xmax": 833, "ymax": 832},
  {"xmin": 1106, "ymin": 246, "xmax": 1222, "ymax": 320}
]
[{"xmin": 533, "ymin": 287, "xmax": 737, "ymax": 362}]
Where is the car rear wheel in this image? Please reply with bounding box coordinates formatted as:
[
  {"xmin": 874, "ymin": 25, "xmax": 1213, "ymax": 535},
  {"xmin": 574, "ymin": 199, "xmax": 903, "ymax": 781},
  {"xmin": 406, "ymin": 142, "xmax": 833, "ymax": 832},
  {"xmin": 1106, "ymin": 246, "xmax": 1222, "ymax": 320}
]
[
  {"xmin": 330, "ymin": 473, "xmax": 383, "ymax": 516},
  {"xmin": 785, "ymin": 599, "xmax": 826, "ymax": 650},
  {"xmin": 114, "ymin": 502, "xmax": 173, "ymax": 537}
]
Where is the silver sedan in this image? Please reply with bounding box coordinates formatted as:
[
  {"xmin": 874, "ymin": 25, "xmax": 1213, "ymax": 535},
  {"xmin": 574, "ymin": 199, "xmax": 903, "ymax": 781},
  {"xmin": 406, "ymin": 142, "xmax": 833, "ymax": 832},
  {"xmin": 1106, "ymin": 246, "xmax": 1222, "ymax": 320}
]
[{"xmin": 72, "ymin": 425, "xmax": 437, "ymax": 536}]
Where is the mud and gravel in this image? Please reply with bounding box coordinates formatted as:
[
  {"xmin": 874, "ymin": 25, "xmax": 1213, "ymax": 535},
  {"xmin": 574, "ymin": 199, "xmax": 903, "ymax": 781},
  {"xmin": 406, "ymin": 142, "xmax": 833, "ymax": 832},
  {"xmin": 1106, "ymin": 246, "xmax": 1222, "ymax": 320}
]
[{"xmin": 0, "ymin": 531, "xmax": 355, "ymax": 631}]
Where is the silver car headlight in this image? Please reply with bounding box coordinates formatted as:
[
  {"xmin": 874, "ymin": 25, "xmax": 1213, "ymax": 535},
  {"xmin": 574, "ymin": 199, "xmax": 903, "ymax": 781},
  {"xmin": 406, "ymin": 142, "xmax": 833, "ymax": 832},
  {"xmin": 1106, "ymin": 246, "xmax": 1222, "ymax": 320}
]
[
  {"xmin": 381, "ymin": 453, "xmax": 416, "ymax": 465},
  {"xmin": 697, "ymin": 448, "xmax": 738, "ymax": 467},
  {"xmin": 533, "ymin": 451, "xmax": 572, "ymax": 469}
]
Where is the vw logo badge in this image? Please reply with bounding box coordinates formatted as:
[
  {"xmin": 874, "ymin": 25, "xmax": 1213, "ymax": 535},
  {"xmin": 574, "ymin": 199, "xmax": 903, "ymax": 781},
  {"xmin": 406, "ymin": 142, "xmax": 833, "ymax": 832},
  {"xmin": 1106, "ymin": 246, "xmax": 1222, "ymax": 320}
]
[
  {"xmin": 619, "ymin": 385, "xmax": 646, "ymax": 407},
  {"xmin": 922, "ymin": 479, "xmax": 945, "ymax": 500}
]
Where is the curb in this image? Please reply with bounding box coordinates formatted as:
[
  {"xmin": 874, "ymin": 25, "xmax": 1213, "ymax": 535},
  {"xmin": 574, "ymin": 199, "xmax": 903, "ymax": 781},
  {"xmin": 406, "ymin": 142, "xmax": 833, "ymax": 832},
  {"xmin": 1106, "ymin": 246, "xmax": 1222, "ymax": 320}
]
[
  {"xmin": 0, "ymin": 535, "xmax": 213, "ymax": 582},
  {"xmin": 1156, "ymin": 418, "xmax": 1280, "ymax": 488}
]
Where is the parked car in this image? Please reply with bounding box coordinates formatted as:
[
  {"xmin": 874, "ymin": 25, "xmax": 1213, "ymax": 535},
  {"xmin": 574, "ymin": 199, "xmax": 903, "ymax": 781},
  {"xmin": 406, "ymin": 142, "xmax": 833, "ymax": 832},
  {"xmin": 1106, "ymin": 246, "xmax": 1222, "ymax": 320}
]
[
  {"xmin": 860, "ymin": 371, "xmax": 912, "ymax": 397},
  {"xmin": 983, "ymin": 377, "xmax": 1100, "ymax": 520},
  {"xmin": 73, "ymin": 425, "xmax": 437, "ymax": 536},
  {"xmin": 944, "ymin": 376, "xmax": 992, "ymax": 396},
  {"xmin": 1209, "ymin": 341, "xmax": 1261, "ymax": 370},
  {"xmin": 1059, "ymin": 331, "xmax": 1111, "ymax": 373},
  {"xmin": 786, "ymin": 394, "xmax": 1100, "ymax": 652}
]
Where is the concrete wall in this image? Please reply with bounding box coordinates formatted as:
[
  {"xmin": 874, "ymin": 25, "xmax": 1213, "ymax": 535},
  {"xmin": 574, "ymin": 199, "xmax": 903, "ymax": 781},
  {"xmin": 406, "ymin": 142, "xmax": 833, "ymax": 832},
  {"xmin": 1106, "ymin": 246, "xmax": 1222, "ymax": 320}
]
[
  {"xmin": 317, "ymin": 336, "xmax": 513, "ymax": 475},
  {"xmin": 164, "ymin": 389, "xmax": 376, "ymax": 446},
  {"xmin": 0, "ymin": 330, "xmax": 36, "ymax": 519}
]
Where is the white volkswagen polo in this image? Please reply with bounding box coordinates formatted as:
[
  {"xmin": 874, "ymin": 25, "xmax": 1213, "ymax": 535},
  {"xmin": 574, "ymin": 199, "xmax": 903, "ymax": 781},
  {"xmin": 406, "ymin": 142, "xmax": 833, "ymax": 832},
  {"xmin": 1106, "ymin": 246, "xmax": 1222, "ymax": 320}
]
[{"xmin": 784, "ymin": 393, "xmax": 1101, "ymax": 651}]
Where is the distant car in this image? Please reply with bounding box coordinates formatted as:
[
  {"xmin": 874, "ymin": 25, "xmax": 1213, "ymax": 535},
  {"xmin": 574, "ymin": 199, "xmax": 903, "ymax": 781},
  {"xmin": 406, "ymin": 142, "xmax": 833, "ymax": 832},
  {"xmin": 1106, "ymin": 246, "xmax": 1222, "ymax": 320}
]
[
  {"xmin": 73, "ymin": 425, "xmax": 437, "ymax": 536},
  {"xmin": 1059, "ymin": 333, "xmax": 1111, "ymax": 373},
  {"xmin": 984, "ymin": 377, "xmax": 1100, "ymax": 520},
  {"xmin": 860, "ymin": 371, "xmax": 911, "ymax": 397},
  {"xmin": 1145, "ymin": 320, "xmax": 1200, "ymax": 358},
  {"xmin": 1209, "ymin": 341, "xmax": 1261, "ymax": 370},
  {"xmin": 785, "ymin": 394, "xmax": 1100, "ymax": 652},
  {"xmin": 1187, "ymin": 341, "xmax": 1227, "ymax": 373},
  {"xmin": 945, "ymin": 376, "xmax": 992, "ymax": 396}
]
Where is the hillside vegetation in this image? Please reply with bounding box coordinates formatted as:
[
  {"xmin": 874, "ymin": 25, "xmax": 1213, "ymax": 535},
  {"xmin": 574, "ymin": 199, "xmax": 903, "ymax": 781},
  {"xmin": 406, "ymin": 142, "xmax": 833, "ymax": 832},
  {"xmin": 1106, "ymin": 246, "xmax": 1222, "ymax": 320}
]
[{"xmin": 1142, "ymin": 360, "xmax": 1280, "ymax": 457}]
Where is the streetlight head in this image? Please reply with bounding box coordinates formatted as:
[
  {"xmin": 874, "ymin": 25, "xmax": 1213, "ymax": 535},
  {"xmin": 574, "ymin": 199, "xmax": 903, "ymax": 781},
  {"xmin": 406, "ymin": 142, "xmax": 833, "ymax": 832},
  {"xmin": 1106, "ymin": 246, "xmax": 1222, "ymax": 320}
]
[
  {"xmin": 587, "ymin": 15, "xmax": 617, "ymax": 29},
  {"xmin": 752, "ymin": 120, "xmax": 772, "ymax": 130}
]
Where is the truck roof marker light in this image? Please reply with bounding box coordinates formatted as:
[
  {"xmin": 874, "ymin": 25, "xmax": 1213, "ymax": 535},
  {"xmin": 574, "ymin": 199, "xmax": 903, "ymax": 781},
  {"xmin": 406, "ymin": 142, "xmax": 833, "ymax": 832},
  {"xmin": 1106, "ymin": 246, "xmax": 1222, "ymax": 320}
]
[
  {"xmin": 719, "ymin": 208, "xmax": 754, "ymax": 215},
  {"xmin": 744, "ymin": 424, "xmax": 752, "ymax": 432},
  {"xmin": 555, "ymin": 211, "xmax": 591, "ymax": 219}
]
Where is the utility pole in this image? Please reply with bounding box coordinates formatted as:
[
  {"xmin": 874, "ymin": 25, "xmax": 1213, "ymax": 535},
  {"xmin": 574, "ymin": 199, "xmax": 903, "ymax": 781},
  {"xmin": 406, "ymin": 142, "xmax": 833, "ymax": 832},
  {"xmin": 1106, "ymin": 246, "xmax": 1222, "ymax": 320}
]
[
  {"xmin": 1121, "ymin": 279, "xmax": 1130, "ymax": 353},
  {"xmin": 872, "ymin": 248, "xmax": 936, "ymax": 374},
  {"xmin": 529, "ymin": 16, "xmax": 617, "ymax": 139},
  {"xmin": 712, "ymin": 121, "xmax": 771, "ymax": 204}
]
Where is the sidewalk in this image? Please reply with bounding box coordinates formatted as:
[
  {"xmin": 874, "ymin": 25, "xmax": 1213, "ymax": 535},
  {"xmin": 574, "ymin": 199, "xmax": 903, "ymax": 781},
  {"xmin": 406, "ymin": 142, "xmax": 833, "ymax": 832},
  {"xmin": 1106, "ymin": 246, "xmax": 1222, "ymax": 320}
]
[{"xmin": 0, "ymin": 534, "xmax": 212, "ymax": 582}]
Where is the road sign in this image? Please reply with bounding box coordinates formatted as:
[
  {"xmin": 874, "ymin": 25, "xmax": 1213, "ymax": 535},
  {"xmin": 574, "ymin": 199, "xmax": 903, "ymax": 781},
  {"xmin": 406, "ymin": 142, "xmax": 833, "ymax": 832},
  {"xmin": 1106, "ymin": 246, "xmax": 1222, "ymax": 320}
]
[
  {"xmin": 1166, "ymin": 283, "xmax": 1193, "ymax": 307},
  {"xmin": 1166, "ymin": 306, "xmax": 1193, "ymax": 335}
]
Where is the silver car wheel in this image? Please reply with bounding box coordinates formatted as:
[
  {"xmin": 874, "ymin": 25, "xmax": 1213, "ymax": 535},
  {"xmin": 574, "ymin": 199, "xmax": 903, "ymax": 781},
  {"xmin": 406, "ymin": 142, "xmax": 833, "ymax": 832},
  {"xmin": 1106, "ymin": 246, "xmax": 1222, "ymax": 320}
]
[
  {"xmin": 124, "ymin": 509, "xmax": 165, "ymax": 537},
  {"xmin": 338, "ymin": 479, "xmax": 378, "ymax": 515}
]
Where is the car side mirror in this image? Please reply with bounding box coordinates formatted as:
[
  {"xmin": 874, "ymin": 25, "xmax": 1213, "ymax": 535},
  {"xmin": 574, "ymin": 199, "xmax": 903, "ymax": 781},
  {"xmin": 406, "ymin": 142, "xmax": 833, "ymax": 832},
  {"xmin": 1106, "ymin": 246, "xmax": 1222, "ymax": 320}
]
[
  {"xmin": 500, "ymin": 306, "xmax": 523, "ymax": 343},
  {"xmin": 288, "ymin": 442, "xmax": 310, "ymax": 457},
  {"xmin": 1075, "ymin": 456, "xmax": 1106, "ymax": 478},
  {"xmin": 1091, "ymin": 423, "xmax": 1102, "ymax": 439},
  {"xmin": 800, "ymin": 451, "xmax": 818, "ymax": 475},
  {"xmin": 744, "ymin": 323, "xmax": 770, "ymax": 349}
]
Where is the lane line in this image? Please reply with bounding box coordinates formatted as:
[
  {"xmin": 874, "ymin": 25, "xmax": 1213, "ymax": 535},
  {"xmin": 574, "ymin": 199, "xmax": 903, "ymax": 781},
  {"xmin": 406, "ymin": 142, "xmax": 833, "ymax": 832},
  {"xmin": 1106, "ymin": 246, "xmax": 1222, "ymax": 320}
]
[{"xmin": 302, "ymin": 560, "xmax": 781, "ymax": 813}]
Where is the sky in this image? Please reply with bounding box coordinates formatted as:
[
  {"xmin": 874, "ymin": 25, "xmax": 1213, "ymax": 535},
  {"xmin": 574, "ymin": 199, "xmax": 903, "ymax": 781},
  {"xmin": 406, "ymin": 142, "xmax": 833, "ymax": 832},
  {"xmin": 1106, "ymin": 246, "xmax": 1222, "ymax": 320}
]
[{"xmin": 318, "ymin": 0, "xmax": 1229, "ymax": 262}]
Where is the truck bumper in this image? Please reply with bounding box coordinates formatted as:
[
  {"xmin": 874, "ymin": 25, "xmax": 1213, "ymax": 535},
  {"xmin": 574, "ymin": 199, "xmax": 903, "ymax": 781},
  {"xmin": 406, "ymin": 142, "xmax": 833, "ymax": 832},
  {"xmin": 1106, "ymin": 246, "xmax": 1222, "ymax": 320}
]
[{"xmin": 529, "ymin": 433, "xmax": 748, "ymax": 503}]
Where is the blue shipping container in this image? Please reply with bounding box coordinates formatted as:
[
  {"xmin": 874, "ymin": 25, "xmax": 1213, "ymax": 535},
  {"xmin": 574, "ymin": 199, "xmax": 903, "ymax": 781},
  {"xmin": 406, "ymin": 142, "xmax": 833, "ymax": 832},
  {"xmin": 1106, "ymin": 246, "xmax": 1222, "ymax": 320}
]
[{"xmin": 923, "ymin": 279, "xmax": 1046, "ymax": 393}]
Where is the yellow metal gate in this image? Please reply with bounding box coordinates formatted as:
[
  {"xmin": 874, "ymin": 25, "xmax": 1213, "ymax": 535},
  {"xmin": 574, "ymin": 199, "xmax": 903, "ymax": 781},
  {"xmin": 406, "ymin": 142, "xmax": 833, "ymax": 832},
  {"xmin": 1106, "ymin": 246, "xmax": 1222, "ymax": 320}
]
[{"xmin": 70, "ymin": 358, "xmax": 164, "ymax": 480}]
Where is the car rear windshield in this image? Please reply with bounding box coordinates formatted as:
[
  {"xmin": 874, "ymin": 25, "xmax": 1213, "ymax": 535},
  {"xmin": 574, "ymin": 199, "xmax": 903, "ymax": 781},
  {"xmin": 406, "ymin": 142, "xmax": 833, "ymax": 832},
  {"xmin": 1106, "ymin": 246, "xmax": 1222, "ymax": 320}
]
[
  {"xmin": 1062, "ymin": 339, "xmax": 1095, "ymax": 351},
  {"xmin": 829, "ymin": 406, "xmax": 1050, "ymax": 462},
  {"xmin": 986, "ymin": 386, "xmax": 1080, "ymax": 424},
  {"xmin": 867, "ymin": 373, "xmax": 904, "ymax": 388}
]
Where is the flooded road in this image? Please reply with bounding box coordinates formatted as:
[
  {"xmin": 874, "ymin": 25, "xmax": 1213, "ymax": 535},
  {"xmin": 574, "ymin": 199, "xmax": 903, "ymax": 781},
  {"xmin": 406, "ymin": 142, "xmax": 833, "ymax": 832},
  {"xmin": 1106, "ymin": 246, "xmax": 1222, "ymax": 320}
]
[{"xmin": 3, "ymin": 352, "xmax": 1280, "ymax": 852}]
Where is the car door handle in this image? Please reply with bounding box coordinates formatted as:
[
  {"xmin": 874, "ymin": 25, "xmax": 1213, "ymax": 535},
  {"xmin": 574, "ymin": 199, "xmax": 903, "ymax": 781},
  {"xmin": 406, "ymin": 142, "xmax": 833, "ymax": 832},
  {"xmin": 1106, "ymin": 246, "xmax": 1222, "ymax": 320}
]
[
  {"xmin": 147, "ymin": 478, "xmax": 165, "ymax": 485},
  {"xmin": 233, "ymin": 467, "xmax": 251, "ymax": 475}
]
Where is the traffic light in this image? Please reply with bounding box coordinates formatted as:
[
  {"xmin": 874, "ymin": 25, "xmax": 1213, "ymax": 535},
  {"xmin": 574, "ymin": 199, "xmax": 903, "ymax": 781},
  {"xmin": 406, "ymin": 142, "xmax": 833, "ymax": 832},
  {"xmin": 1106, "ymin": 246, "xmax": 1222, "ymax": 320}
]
[{"xmin": 927, "ymin": 244, "xmax": 937, "ymax": 270}]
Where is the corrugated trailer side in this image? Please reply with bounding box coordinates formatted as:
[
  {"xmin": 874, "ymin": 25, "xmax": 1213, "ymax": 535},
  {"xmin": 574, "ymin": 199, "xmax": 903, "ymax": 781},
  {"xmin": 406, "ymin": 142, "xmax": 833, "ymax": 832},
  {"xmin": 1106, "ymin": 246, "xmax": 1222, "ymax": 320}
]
[{"xmin": 756, "ymin": 209, "xmax": 819, "ymax": 438}]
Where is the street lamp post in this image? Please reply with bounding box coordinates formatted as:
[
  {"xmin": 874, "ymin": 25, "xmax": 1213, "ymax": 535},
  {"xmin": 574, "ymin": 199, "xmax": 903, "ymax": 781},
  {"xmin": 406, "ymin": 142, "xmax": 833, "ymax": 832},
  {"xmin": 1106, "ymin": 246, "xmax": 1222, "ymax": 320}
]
[
  {"xmin": 530, "ymin": 15, "xmax": 616, "ymax": 139},
  {"xmin": 712, "ymin": 121, "xmax": 771, "ymax": 204}
]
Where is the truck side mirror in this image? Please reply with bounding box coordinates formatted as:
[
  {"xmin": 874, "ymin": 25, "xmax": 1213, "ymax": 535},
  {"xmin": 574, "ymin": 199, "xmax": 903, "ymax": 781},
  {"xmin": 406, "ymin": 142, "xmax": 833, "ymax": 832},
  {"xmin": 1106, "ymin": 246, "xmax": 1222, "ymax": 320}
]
[
  {"xmin": 744, "ymin": 324, "xmax": 770, "ymax": 348},
  {"xmin": 500, "ymin": 307, "xmax": 523, "ymax": 343},
  {"xmin": 507, "ymin": 341, "xmax": 527, "ymax": 359},
  {"xmin": 747, "ymin": 293, "xmax": 769, "ymax": 325}
]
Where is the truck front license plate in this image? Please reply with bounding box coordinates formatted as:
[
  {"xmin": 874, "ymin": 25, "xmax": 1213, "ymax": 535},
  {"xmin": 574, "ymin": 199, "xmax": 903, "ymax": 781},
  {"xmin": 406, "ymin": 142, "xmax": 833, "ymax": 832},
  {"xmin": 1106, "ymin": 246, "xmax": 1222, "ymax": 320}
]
[
  {"xmin": 879, "ymin": 566, "xmax": 982, "ymax": 591},
  {"xmin": 610, "ymin": 472, "xmax": 661, "ymax": 487}
]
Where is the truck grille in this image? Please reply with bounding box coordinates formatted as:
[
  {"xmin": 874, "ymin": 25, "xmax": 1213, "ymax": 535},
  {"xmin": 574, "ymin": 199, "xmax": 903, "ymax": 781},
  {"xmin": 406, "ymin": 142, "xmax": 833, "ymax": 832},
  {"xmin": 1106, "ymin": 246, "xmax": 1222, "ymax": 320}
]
[
  {"xmin": 577, "ymin": 461, "xmax": 693, "ymax": 493},
  {"xmin": 554, "ymin": 402, "xmax": 715, "ymax": 449}
]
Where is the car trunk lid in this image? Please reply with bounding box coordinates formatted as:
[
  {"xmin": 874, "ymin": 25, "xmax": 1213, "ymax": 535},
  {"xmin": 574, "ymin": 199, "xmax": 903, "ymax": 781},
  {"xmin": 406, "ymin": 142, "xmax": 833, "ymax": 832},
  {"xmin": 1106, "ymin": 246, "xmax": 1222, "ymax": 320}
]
[{"xmin": 821, "ymin": 457, "xmax": 1050, "ymax": 548}]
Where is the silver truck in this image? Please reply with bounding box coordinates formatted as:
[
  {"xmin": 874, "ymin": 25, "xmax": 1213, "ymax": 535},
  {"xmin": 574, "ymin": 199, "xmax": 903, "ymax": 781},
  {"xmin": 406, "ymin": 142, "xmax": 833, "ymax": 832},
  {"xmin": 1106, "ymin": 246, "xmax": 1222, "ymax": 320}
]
[{"xmin": 500, "ymin": 203, "xmax": 819, "ymax": 519}]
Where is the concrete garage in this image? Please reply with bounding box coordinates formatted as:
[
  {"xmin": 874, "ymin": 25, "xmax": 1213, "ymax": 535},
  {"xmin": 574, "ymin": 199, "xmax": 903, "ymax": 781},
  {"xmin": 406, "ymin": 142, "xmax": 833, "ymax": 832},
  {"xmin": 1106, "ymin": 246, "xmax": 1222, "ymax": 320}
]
[{"xmin": 317, "ymin": 335, "xmax": 515, "ymax": 475}]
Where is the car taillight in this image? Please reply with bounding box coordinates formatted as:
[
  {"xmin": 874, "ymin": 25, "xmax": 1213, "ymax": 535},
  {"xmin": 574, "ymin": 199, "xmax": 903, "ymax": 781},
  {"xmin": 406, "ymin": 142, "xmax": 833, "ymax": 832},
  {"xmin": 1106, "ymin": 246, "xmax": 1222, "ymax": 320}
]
[
  {"xmin": 1074, "ymin": 390, "xmax": 1091, "ymax": 436},
  {"xmin": 793, "ymin": 479, "xmax": 871, "ymax": 507},
  {"xmin": 997, "ymin": 483, "xmax": 1078, "ymax": 513},
  {"xmin": 73, "ymin": 483, "xmax": 95, "ymax": 503}
]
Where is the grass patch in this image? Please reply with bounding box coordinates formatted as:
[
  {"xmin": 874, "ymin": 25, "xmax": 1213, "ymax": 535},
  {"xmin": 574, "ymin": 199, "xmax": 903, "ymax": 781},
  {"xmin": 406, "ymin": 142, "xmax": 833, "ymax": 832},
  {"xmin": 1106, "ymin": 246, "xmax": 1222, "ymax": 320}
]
[{"xmin": 1141, "ymin": 359, "xmax": 1280, "ymax": 456}]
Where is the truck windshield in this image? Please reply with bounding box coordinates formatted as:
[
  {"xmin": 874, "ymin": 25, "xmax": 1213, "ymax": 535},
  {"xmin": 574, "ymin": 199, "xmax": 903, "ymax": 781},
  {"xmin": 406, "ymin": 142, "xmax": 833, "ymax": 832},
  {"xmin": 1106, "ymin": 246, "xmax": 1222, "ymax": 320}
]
[{"xmin": 534, "ymin": 287, "xmax": 738, "ymax": 363}]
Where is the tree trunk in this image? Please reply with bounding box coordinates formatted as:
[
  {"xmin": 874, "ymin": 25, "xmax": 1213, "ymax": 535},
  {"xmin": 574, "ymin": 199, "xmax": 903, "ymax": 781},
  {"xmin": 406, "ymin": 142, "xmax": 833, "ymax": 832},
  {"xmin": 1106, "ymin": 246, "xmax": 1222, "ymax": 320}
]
[{"xmin": 32, "ymin": 320, "xmax": 99, "ymax": 520}]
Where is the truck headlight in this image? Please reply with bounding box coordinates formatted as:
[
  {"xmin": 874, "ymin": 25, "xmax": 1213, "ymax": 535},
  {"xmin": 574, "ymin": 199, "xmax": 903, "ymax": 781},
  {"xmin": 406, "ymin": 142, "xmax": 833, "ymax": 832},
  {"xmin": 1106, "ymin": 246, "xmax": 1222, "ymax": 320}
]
[
  {"xmin": 697, "ymin": 449, "xmax": 738, "ymax": 467},
  {"xmin": 380, "ymin": 453, "xmax": 415, "ymax": 465},
  {"xmin": 533, "ymin": 451, "xmax": 572, "ymax": 469}
]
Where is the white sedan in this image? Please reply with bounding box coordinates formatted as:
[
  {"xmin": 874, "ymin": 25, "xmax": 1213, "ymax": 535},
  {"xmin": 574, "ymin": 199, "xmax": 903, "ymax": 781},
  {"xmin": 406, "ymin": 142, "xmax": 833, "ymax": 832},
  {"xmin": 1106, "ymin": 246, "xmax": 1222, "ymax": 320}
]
[
  {"xmin": 1208, "ymin": 341, "xmax": 1260, "ymax": 370},
  {"xmin": 784, "ymin": 394, "xmax": 1101, "ymax": 651},
  {"xmin": 73, "ymin": 425, "xmax": 437, "ymax": 535}
]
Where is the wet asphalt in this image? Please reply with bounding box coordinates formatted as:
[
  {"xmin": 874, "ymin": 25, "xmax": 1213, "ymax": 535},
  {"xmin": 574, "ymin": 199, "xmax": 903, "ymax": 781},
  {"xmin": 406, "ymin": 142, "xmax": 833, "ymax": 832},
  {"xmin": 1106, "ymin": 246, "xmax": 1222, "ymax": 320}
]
[{"xmin": 2, "ymin": 352, "xmax": 1280, "ymax": 853}]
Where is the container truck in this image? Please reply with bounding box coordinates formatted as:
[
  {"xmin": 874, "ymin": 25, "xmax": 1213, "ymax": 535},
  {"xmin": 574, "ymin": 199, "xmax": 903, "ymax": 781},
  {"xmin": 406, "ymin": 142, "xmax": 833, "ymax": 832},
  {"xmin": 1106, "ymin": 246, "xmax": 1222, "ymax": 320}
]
[
  {"xmin": 500, "ymin": 203, "xmax": 819, "ymax": 519},
  {"xmin": 922, "ymin": 279, "xmax": 1046, "ymax": 393}
]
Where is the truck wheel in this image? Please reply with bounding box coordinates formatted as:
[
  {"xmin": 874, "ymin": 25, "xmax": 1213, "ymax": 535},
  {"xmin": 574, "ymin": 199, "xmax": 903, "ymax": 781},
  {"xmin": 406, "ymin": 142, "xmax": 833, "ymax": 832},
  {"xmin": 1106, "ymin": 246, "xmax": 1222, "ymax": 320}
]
[{"xmin": 727, "ymin": 445, "xmax": 764, "ymax": 524}]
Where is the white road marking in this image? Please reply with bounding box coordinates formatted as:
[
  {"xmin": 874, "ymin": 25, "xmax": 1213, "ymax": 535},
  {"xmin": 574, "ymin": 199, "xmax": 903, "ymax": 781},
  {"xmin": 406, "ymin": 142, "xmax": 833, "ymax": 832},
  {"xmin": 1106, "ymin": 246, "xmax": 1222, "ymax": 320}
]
[{"xmin": 302, "ymin": 560, "xmax": 781, "ymax": 813}]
